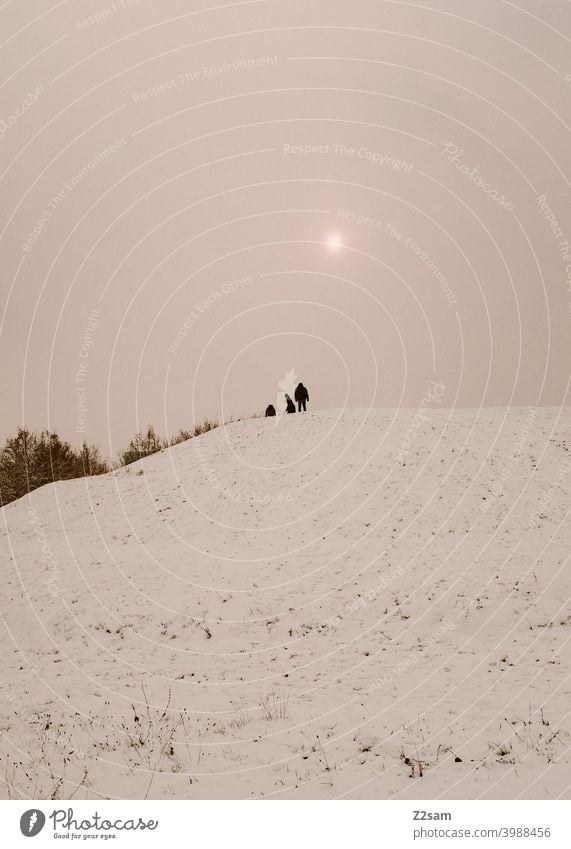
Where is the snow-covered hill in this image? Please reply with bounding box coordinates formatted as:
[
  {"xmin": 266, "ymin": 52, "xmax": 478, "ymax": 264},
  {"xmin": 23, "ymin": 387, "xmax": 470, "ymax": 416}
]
[{"xmin": 1, "ymin": 407, "xmax": 569, "ymax": 799}]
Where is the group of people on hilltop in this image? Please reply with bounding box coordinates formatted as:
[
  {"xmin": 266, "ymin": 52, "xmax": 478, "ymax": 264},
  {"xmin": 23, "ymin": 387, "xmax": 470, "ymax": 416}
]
[{"xmin": 265, "ymin": 382, "xmax": 309, "ymax": 417}]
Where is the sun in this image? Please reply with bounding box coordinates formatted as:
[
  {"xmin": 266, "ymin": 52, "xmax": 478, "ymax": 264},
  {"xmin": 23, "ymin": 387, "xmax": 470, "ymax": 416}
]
[{"xmin": 326, "ymin": 233, "xmax": 344, "ymax": 252}]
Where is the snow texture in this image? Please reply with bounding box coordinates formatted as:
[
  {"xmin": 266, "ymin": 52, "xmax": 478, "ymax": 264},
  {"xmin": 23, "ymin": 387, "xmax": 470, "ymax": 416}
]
[{"xmin": 0, "ymin": 407, "xmax": 569, "ymax": 799}]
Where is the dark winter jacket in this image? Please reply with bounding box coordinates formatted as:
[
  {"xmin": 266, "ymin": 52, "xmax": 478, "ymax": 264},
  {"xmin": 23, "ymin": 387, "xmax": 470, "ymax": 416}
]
[{"xmin": 294, "ymin": 383, "xmax": 309, "ymax": 402}]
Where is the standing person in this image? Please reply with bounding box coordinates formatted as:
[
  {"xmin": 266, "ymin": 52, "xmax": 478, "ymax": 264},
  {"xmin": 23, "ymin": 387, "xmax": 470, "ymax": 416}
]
[
  {"xmin": 285, "ymin": 394, "xmax": 296, "ymax": 414},
  {"xmin": 294, "ymin": 382, "xmax": 309, "ymax": 412}
]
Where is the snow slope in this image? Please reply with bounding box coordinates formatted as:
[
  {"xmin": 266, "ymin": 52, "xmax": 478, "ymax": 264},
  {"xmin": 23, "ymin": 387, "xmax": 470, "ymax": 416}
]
[{"xmin": 1, "ymin": 407, "xmax": 570, "ymax": 800}]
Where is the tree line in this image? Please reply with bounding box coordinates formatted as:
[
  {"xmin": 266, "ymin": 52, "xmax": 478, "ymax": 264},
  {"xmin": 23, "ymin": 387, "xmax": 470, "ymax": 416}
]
[{"xmin": 0, "ymin": 421, "xmax": 219, "ymax": 506}]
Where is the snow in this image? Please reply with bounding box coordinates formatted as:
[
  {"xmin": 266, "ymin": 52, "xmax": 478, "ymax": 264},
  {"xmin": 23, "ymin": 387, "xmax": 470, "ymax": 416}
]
[{"xmin": 0, "ymin": 407, "xmax": 569, "ymax": 799}]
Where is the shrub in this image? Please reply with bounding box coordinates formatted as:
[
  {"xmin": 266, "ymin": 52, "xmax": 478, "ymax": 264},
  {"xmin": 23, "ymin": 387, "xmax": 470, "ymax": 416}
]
[
  {"xmin": 118, "ymin": 425, "xmax": 164, "ymax": 466},
  {"xmin": 169, "ymin": 419, "xmax": 219, "ymax": 446}
]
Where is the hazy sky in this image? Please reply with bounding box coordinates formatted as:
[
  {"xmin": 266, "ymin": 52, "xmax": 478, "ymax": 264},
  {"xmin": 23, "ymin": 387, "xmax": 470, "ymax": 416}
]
[{"xmin": 0, "ymin": 0, "xmax": 569, "ymax": 455}]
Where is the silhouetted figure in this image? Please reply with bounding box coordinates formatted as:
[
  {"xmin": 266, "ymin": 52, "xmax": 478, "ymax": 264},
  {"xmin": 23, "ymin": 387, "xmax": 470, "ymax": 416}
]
[
  {"xmin": 265, "ymin": 404, "xmax": 276, "ymax": 417},
  {"xmin": 285, "ymin": 394, "xmax": 296, "ymax": 414},
  {"xmin": 294, "ymin": 382, "xmax": 309, "ymax": 412}
]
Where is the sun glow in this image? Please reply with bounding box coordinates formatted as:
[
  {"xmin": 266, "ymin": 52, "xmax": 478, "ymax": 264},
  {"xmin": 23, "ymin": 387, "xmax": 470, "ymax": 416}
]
[{"xmin": 326, "ymin": 233, "xmax": 344, "ymax": 252}]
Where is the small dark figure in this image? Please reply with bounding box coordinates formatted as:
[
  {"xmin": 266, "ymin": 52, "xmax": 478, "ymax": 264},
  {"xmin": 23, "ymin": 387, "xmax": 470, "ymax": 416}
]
[
  {"xmin": 294, "ymin": 382, "xmax": 309, "ymax": 412},
  {"xmin": 265, "ymin": 404, "xmax": 276, "ymax": 417},
  {"xmin": 285, "ymin": 394, "xmax": 296, "ymax": 414}
]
